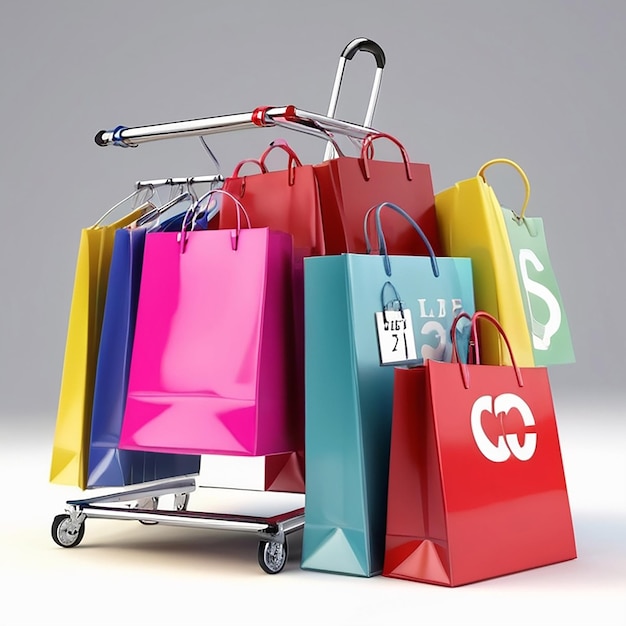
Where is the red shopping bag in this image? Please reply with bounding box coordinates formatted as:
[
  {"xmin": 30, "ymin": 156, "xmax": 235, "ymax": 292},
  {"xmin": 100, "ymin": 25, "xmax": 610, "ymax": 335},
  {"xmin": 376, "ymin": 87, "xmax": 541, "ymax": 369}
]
[
  {"xmin": 262, "ymin": 233, "xmax": 305, "ymax": 493},
  {"xmin": 219, "ymin": 144, "xmax": 311, "ymax": 488},
  {"xmin": 261, "ymin": 235, "xmax": 305, "ymax": 493},
  {"xmin": 313, "ymin": 132, "xmax": 442, "ymax": 256},
  {"xmin": 263, "ymin": 449, "xmax": 305, "ymax": 492},
  {"xmin": 383, "ymin": 311, "xmax": 576, "ymax": 586},
  {"xmin": 220, "ymin": 140, "xmax": 324, "ymax": 256}
]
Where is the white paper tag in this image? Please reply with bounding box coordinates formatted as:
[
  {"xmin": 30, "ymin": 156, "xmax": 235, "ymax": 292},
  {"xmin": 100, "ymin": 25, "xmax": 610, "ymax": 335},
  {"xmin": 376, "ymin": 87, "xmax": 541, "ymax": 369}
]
[{"xmin": 375, "ymin": 309, "xmax": 418, "ymax": 365}]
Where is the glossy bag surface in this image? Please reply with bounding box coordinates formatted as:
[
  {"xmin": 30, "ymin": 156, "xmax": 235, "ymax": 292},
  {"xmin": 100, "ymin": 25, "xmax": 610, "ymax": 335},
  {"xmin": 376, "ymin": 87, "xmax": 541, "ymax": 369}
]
[
  {"xmin": 87, "ymin": 226, "xmax": 200, "ymax": 487},
  {"xmin": 502, "ymin": 206, "xmax": 575, "ymax": 365},
  {"xmin": 119, "ymin": 222, "xmax": 301, "ymax": 457},
  {"xmin": 313, "ymin": 133, "xmax": 442, "ymax": 256},
  {"xmin": 435, "ymin": 159, "xmax": 533, "ymax": 366},
  {"xmin": 50, "ymin": 204, "xmax": 147, "ymax": 489},
  {"xmin": 383, "ymin": 312, "xmax": 577, "ymax": 586},
  {"xmin": 262, "ymin": 241, "xmax": 306, "ymax": 493},
  {"xmin": 220, "ymin": 141, "xmax": 325, "ymax": 256},
  {"xmin": 217, "ymin": 167, "xmax": 308, "ymax": 487},
  {"xmin": 301, "ymin": 204, "xmax": 474, "ymax": 577}
]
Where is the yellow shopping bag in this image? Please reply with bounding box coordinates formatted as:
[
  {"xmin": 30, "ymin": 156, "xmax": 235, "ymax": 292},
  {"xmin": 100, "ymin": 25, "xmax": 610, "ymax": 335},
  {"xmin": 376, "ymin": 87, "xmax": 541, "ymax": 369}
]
[
  {"xmin": 434, "ymin": 159, "xmax": 534, "ymax": 366},
  {"xmin": 49, "ymin": 199, "xmax": 150, "ymax": 489}
]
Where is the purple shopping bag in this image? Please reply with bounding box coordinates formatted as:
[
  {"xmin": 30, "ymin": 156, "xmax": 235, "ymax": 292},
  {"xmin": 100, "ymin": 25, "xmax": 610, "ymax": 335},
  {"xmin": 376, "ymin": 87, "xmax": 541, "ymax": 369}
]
[{"xmin": 119, "ymin": 192, "xmax": 301, "ymax": 457}]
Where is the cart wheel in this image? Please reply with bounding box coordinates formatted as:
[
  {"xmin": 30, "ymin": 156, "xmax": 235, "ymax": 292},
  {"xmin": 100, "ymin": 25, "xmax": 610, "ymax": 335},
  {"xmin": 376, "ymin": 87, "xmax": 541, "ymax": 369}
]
[
  {"xmin": 51, "ymin": 514, "xmax": 85, "ymax": 548},
  {"xmin": 137, "ymin": 496, "xmax": 159, "ymax": 525},
  {"xmin": 258, "ymin": 539, "xmax": 288, "ymax": 574},
  {"xmin": 174, "ymin": 492, "xmax": 190, "ymax": 511}
]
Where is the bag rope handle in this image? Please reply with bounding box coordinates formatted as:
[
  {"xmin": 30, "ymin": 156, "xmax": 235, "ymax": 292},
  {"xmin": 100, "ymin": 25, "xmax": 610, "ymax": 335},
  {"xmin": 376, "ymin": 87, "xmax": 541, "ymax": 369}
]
[
  {"xmin": 451, "ymin": 311, "xmax": 524, "ymax": 389},
  {"xmin": 359, "ymin": 132, "xmax": 412, "ymax": 182},
  {"xmin": 178, "ymin": 188, "xmax": 251, "ymax": 252},
  {"xmin": 259, "ymin": 139, "xmax": 303, "ymax": 186},
  {"xmin": 477, "ymin": 158, "xmax": 531, "ymax": 220},
  {"xmin": 363, "ymin": 202, "xmax": 439, "ymax": 278},
  {"xmin": 231, "ymin": 158, "xmax": 269, "ymax": 177}
]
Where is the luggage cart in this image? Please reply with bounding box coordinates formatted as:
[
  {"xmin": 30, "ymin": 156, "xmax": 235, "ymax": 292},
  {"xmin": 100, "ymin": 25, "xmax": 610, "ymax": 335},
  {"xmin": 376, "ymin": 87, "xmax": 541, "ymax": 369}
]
[
  {"xmin": 51, "ymin": 477, "xmax": 305, "ymax": 574},
  {"xmin": 50, "ymin": 37, "xmax": 386, "ymax": 574}
]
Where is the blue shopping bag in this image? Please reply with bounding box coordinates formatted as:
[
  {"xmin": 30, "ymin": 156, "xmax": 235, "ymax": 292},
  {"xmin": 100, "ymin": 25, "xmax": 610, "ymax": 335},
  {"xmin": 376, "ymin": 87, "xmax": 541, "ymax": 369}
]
[
  {"xmin": 301, "ymin": 202, "xmax": 475, "ymax": 577},
  {"xmin": 87, "ymin": 196, "xmax": 202, "ymax": 488}
]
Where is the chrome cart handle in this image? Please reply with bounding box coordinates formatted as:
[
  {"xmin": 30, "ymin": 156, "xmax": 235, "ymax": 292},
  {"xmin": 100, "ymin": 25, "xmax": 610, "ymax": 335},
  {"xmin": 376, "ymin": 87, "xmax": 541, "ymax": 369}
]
[
  {"xmin": 340, "ymin": 38, "xmax": 386, "ymax": 69},
  {"xmin": 324, "ymin": 37, "xmax": 386, "ymax": 160}
]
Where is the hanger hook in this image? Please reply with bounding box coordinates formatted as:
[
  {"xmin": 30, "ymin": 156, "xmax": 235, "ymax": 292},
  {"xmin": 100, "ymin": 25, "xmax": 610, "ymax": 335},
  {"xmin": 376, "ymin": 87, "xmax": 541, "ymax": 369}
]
[{"xmin": 198, "ymin": 136, "xmax": 222, "ymax": 176}]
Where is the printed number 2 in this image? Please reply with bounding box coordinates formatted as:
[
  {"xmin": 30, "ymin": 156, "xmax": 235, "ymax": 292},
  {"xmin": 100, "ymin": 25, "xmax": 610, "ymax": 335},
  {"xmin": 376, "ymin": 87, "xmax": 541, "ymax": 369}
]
[{"xmin": 391, "ymin": 333, "xmax": 409, "ymax": 356}]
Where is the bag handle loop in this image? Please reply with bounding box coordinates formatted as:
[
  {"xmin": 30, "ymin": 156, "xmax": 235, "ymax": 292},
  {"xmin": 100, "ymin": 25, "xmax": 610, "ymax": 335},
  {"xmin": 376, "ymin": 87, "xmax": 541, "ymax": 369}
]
[
  {"xmin": 229, "ymin": 159, "xmax": 268, "ymax": 198},
  {"xmin": 259, "ymin": 139, "xmax": 303, "ymax": 166},
  {"xmin": 178, "ymin": 188, "xmax": 251, "ymax": 252},
  {"xmin": 230, "ymin": 141, "xmax": 303, "ymax": 188},
  {"xmin": 363, "ymin": 202, "xmax": 439, "ymax": 278},
  {"xmin": 259, "ymin": 139, "xmax": 302, "ymax": 186},
  {"xmin": 451, "ymin": 311, "xmax": 524, "ymax": 389},
  {"xmin": 359, "ymin": 133, "xmax": 412, "ymax": 182},
  {"xmin": 231, "ymin": 158, "xmax": 268, "ymax": 178},
  {"xmin": 477, "ymin": 158, "xmax": 531, "ymax": 220}
]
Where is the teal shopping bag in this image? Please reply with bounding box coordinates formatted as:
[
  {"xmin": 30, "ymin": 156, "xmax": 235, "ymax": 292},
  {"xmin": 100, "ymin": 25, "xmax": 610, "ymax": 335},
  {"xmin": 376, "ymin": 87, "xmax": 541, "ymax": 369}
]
[
  {"xmin": 301, "ymin": 203, "xmax": 475, "ymax": 577},
  {"xmin": 502, "ymin": 206, "xmax": 575, "ymax": 365}
]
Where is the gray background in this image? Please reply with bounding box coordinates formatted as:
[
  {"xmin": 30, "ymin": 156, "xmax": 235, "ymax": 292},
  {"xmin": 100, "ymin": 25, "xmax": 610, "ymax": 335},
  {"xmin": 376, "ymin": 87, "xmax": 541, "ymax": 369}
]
[
  {"xmin": 0, "ymin": 2, "xmax": 624, "ymax": 624},
  {"xmin": 1, "ymin": 1, "xmax": 624, "ymax": 422},
  {"xmin": 1, "ymin": 1, "xmax": 623, "ymax": 418}
]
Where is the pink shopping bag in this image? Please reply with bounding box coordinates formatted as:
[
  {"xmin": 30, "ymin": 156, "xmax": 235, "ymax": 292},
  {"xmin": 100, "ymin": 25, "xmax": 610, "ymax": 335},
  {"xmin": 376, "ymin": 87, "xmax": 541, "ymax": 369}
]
[{"xmin": 119, "ymin": 192, "xmax": 301, "ymax": 456}]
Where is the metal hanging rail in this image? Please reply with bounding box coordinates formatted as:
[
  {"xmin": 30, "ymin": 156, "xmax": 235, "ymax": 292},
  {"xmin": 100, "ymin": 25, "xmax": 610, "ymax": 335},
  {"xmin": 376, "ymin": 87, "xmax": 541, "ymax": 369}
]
[
  {"xmin": 94, "ymin": 105, "xmax": 380, "ymax": 149},
  {"xmin": 136, "ymin": 174, "xmax": 223, "ymax": 188},
  {"xmin": 94, "ymin": 37, "xmax": 386, "ymax": 156}
]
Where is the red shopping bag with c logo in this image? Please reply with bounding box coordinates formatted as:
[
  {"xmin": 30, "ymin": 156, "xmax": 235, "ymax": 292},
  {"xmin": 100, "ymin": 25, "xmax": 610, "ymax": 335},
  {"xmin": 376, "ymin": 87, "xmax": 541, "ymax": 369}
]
[{"xmin": 383, "ymin": 311, "xmax": 576, "ymax": 586}]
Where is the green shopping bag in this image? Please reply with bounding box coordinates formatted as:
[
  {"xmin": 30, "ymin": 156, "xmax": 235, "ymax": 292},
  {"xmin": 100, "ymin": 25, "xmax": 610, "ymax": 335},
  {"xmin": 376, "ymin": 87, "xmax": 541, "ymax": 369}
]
[{"xmin": 493, "ymin": 159, "xmax": 575, "ymax": 365}]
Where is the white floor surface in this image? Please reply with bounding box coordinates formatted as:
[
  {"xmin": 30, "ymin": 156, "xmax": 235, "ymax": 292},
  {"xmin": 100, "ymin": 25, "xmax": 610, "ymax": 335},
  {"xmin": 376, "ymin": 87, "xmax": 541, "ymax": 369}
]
[{"xmin": 1, "ymin": 394, "xmax": 624, "ymax": 626}]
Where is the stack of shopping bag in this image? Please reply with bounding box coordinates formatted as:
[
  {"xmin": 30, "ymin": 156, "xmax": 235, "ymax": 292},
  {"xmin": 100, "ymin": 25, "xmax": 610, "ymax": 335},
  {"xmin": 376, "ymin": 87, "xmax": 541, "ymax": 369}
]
[
  {"xmin": 49, "ymin": 191, "xmax": 208, "ymax": 490},
  {"xmin": 299, "ymin": 138, "xmax": 576, "ymax": 583},
  {"xmin": 49, "ymin": 132, "xmax": 577, "ymax": 586},
  {"xmin": 378, "ymin": 158, "xmax": 576, "ymax": 586}
]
